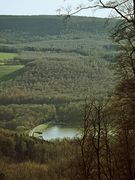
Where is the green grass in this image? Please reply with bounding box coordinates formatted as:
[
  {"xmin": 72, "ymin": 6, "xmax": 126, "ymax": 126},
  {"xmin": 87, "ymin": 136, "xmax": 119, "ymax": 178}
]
[
  {"xmin": 0, "ymin": 52, "xmax": 17, "ymax": 60},
  {"xmin": 0, "ymin": 65, "xmax": 24, "ymax": 78}
]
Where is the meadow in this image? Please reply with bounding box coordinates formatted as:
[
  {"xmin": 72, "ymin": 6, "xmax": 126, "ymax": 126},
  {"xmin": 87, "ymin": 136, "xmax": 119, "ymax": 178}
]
[
  {"xmin": 0, "ymin": 65, "xmax": 23, "ymax": 79},
  {"xmin": 0, "ymin": 52, "xmax": 17, "ymax": 60}
]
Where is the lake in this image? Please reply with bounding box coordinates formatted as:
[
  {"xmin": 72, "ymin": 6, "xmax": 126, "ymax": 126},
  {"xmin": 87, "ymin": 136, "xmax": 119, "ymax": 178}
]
[{"xmin": 42, "ymin": 126, "xmax": 80, "ymax": 140}]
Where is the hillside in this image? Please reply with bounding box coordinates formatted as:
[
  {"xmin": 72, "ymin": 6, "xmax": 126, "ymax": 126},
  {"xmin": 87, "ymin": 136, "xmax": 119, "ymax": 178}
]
[
  {"xmin": 0, "ymin": 15, "xmax": 117, "ymax": 130},
  {"xmin": 0, "ymin": 15, "xmax": 116, "ymax": 36}
]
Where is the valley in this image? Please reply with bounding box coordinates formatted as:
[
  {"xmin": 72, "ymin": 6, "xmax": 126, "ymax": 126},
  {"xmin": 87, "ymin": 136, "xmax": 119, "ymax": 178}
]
[{"xmin": 0, "ymin": 15, "xmax": 117, "ymax": 132}]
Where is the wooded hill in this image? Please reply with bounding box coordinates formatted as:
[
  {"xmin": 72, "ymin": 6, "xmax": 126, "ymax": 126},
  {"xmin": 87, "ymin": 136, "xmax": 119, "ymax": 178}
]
[
  {"xmin": 0, "ymin": 15, "xmax": 117, "ymax": 130},
  {"xmin": 0, "ymin": 15, "xmax": 117, "ymax": 36}
]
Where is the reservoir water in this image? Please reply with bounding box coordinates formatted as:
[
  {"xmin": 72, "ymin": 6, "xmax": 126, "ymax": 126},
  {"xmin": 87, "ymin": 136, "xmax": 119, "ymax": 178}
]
[{"xmin": 42, "ymin": 126, "xmax": 80, "ymax": 140}]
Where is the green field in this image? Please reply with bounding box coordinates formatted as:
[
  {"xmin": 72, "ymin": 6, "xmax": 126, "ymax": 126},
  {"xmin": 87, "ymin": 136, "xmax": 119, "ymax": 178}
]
[
  {"xmin": 0, "ymin": 65, "xmax": 23, "ymax": 78},
  {"xmin": 0, "ymin": 52, "xmax": 17, "ymax": 60}
]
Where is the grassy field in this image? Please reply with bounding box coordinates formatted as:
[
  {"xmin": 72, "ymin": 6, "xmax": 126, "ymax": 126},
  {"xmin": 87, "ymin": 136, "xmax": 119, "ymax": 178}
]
[
  {"xmin": 0, "ymin": 52, "xmax": 18, "ymax": 60},
  {"xmin": 0, "ymin": 65, "xmax": 23, "ymax": 78}
]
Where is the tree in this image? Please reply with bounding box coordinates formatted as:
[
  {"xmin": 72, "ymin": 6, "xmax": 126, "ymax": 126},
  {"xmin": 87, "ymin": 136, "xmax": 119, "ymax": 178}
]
[
  {"xmin": 61, "ymin": 1, "xmax": 135, "ymax": 179},
  {"xmin": 77, "ymin": 98, "xmax": 114, "ymax": 180},
  {"xmin": 62, "ymin": 0, "xmax": 135, "ymax": 78}
]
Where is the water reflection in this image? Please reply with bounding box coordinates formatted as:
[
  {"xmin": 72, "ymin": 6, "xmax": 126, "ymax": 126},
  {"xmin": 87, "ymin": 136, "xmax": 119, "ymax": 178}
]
[{"xmin": 42, "ymin": 126, "xmax": 80, "ymax": 140}]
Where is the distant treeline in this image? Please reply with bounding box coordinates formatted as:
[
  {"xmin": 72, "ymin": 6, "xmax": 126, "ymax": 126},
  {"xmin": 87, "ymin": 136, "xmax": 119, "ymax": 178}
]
[{"xmin": 0, "ymin": 15, "xmax": 117, "ymax": 36}]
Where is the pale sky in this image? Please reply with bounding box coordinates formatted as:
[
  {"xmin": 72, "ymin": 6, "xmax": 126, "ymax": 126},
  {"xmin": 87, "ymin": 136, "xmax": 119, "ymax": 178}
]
[{"xmin": 0, "ymin": 0, "xmax": 112, "ymax": 17}]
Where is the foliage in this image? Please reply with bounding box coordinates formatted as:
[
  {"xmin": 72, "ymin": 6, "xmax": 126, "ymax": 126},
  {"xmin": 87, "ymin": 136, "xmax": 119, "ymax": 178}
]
[{"xmin": 0, "ymin": 15, "xmax": 117, "ymax": 129}]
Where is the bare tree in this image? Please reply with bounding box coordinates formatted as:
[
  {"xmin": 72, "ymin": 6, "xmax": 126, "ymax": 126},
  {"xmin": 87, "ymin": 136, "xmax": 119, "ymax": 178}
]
[
  {"xmin": 77, "ymin": 97, "xmax": 114, "ymax": 180},
  {"xmin": 60, "ymin": 1, "xmax": 135, "ymax": 179}
]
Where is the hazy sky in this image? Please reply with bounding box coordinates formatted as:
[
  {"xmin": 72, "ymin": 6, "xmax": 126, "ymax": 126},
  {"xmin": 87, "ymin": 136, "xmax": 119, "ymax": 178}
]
[{"xmin": 0, "ymin": 0, "xmax": 112, "ymax": 17}]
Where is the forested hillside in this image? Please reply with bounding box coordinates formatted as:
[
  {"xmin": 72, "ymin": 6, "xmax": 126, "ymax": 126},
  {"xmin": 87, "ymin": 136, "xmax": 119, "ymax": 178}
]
[
  {"xmin": 1, "ymin": 0, "xmax": 135, "ymax": 178},
  {"xmin": 0, "ymin": 15, "xmax": 116, "ymax": 37},
  {"xmin": 0, "ymin": 15, "xmax": 117, "ymax": 130}
]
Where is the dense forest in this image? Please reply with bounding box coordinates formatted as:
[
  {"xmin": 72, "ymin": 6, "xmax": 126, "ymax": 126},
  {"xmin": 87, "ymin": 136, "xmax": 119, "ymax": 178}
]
[
  {"xmin": 0, "ymin": 6, "xmax": 135, "ymax": 179},
  {"xmin": 0, "ymin": 15, "xmax": 117, "ymax": 131}
]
